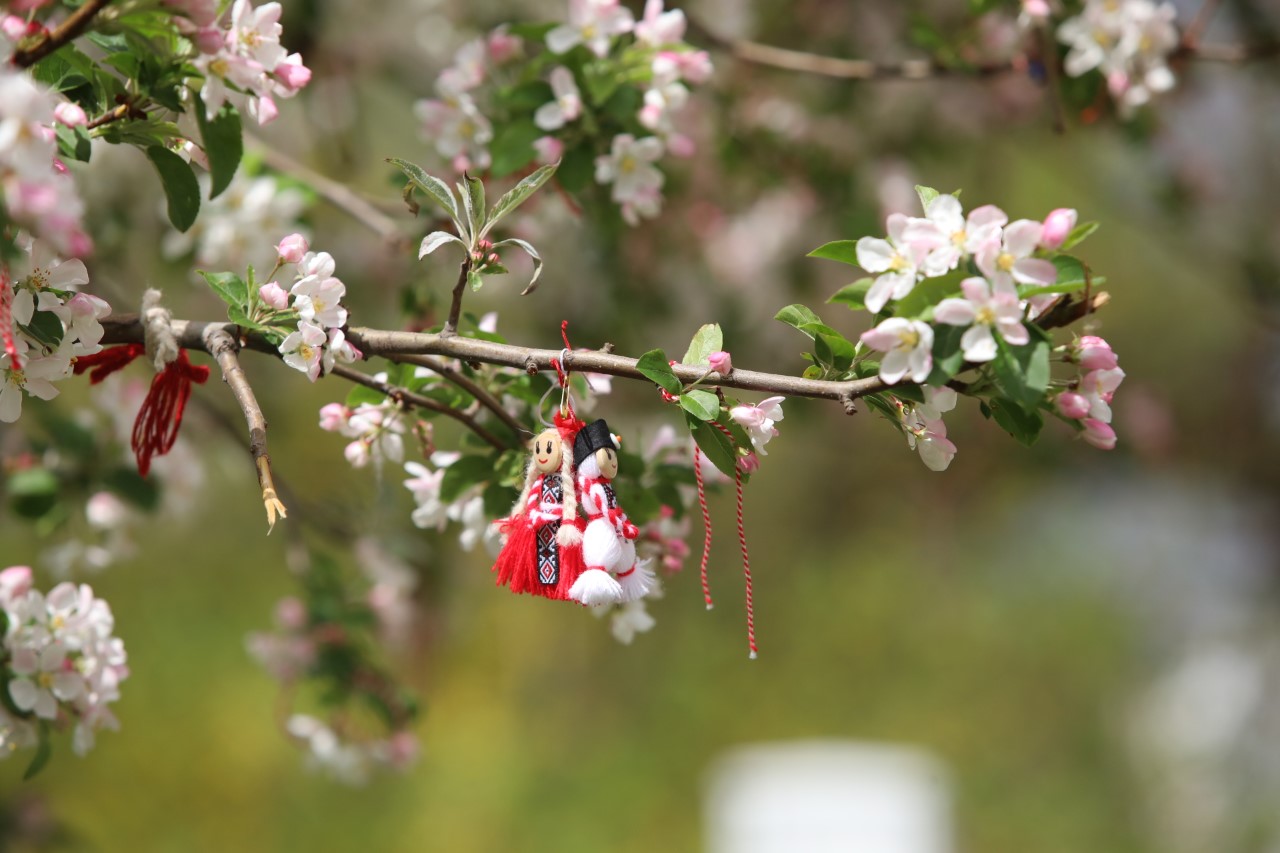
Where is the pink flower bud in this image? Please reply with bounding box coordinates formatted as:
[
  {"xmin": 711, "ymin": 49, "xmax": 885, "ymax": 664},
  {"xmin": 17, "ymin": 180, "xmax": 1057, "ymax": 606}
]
[
  {"xmin": 1039, "ymin": 208, "xmax": 1077, "ymax": 250},
  {"xmin": 318, "ymin": 403, "xmax": 349, "ymax": 432},
  {"xmin": 708, "ymin": 350, "xmax": 733, "ymax": 374},
  {"xmin": 194, "ymin": 26, "xmax": 224, "ymax": 54},
  {"xmin": 385, "ymin": 731, "xmax": 420, "ymax": 770},
  {"xmin": 486, "ymin": 27, "xmax": 522, "ymax": 64},
  {"xmin": 1056, "ymin": 391, "xmax": 1089, "ymax": 419},
  {"xmin": 53, "ymin": 102, "xmax": 88, "ymax": 128},
  {"xmin": 274, "ymin": 58, "xmax": 312, "ymax": 92},
  {"xmin": 533, "ymin": 135, "xmax": 564, "ymax": 165},
  {"xmin": 1, "ymin": 15, "xmax": 29, "ymax": 40},
  {"xmin": 274, "ymin": 596, "xmax": 308, "ymax": 630},
  {"xmin": 1107, "ymin": 70, "xmax": 1130, "ymax": 98},
  {"xmin": 259, "ymin": 281, "xmax": 290, "ymax": 310},
  {"xmin": 1082, "ymin": 418, "xmax": 1117, "ymax": 450},
  {"xmin": 86, "ymin": 491, "xmax": 127, "ymax": 529},
  {"xmin": 0, "ymin": 566, "xmax": 33, "ymax": 603},
  {"xmin": 666, "ymin": 133, "xmax": 696, "ymax": 158},
  {"xmin": 344, "ymin": 440, "xmax": 371, "ymax": 468},
  {"xmin": 275, "ymin": 233, "xmax": 309, "ymax": 264},
  {"xmin": 738, "ymin": 452, "xmax": 760, "ymax": 473},
  {"xmin": 1075, "ymin": 335, "xmax": 1117, "ymax": 371},
  {"xmin": 1021, "ymin": 0, "xmax": 1051, "ymax": 19},
  {"xmin": 486, "ymin": 252, "xmax": 500, "ymax": 264}
]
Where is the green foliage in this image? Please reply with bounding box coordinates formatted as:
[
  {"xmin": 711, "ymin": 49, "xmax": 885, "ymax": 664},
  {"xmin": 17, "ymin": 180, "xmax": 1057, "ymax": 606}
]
[
  {"xmin": 484, "ymin": 162, "xmax": 559, "ymax": 237},
  {"xmin": 195, "ymin": 99, "xmax": 244, "ymax": 200},
  {"xmin": 679, "ymin": 389, "xmax": 720, "ymax": 421},
  {"xmin": 636, "ymin": 349, "xmax": 680, "ymax": 394},
  {"xmin": 681, "ymin": 323, "xmax": 723, "ymax": 366},
  {"xmin": 389, "ymin": 157, "xmax": 459, "ymax": 222},
  {"xmin": 685, "ymin": 413, "xmax": 737, "ymax": 478},
  {"xmin": 807, "ymin": 240, "xmax": 860, "ymax": 266},
  {"xmin": 828, "ymin": 278, "xmax": 872, "ymax": 311},
  {"xmin": 440, "ymin": 454, "xmax": 497, "ymax": 502},
  {"xmin": 147, "ymin": 145, "xmax": 201, "ymax": 232},
  {"xmin": 199, "ymin": 271, "xmax": 249, "ymax": 311}
]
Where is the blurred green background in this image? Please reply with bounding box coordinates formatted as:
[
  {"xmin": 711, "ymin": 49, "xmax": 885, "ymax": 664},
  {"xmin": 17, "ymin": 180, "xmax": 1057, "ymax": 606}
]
[{"xmin": 4, "ymin": 0, "xmax": 1280, "ymax": 850}]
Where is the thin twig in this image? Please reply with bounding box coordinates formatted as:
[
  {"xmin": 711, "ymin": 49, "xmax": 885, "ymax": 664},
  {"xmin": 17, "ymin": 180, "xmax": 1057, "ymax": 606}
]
[
  {"xmin": 11, "ymin": 0, "xmax": 113, "ymax": 68},
  {"xmin": 328, "ymin": 364, "xmax": 510, "ymax": 451},
  {"xmin": 202, "ymin": 326, "xmax": 288, "ymax": 531},
  {"xmin": 247, "ymin": 134, "xmax": 406, "ymax": 244},
  {"xmin": 385, "ymin": 353, "xmax": 526, "ymax": 438},
  {"xmin": 86, "ymin": 101, "xmax": 143, "ymax": 131},
  {"xmin": 1182, "ymin": 0, "xmax": 1225, "ymax": 50},
  {"xmin": 442, "ymin": 258, "xmax": 471, "ymax": 337}
]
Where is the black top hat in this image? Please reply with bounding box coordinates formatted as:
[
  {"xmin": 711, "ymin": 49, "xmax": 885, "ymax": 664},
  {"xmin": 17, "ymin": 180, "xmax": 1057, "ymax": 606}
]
[{"xmin": 574, "ymin": 419, "xmax": 616, "ymax": 466}]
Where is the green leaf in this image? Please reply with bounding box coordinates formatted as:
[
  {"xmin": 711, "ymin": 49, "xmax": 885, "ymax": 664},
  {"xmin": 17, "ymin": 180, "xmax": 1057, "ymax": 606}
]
[
  {"xmin": 491, "ymin": 237, "xmax": 543, "ymax": 295},
  {"xmin": 636, "ymin": 349, "xmax": 680, "ymax": 394},
  {"xmin": 890, "ymin": 384, "xmax": 926, "ymax": 404},
  {"xmin": 828, "ymin": 278, "xmax": 872, "ymax": 311},
  {"xmin": 388, "ymin": 157, "xmax": 459, "ymax": 224},
  {"xmin": 345, "ymin": 384, "xmax": 386, "ymax": 408},
  {"xmin": 194, "ymin": 97, "xmax": 243, "ymax": 200},
  {"xmin": 679, "ymin": 389, "xmax": 719, "ymax": 421},
  {"xmin": 147, "ymin": 145, "xmax": 200, "ymax": 232},
  {"xmin": 459, "ymin": 174, "xmax": 485, "ymax": 243},
  {"xmin": 103, "ymin": 465, "xmax": 160, "ymax": 511},
  {"xmin": 915, "ymin": 185, "xmax": 940, "ymax": 211},
  {"xmin": 17, "ymin": 310, "xmax": 65, "ymax": 352},
  {"xmin": 992, "ymin": 336, "xmax": 1051, "ymax": 410},
  {"xmin": 198, "ymin": 271, "xmax": 248, "ymax": 310},
  {"xmin": 483, "ymin": 481, "xmax": 517, "ymax": 519},
  {"xmin": 774, "ymin": 304, "xmax": 822, "ymax": 334},
  {"xmin": 23, "ymin": 722, "xmax": 52, "ymax": 781},
  {"xmin": 686, "ymin": 414, "xmax": 738, "ymax": 479},
  {"xmin": 924, "ymin": 323, "xmax": 966, "ymax": 385},
  {"xmin": 440, "ymin": 455, "xmax": 494, "ymax": 503},
  {"xmin": 892, "ymin": 269, "xmax": 965, "ymax": 319},
  {"xmin": 1060, "ymin": 221, "xmax": 1099, "ymax": 251},
  {"xmin": 807, "ymin": 240, "xmax": 860, "ymax": 266},
  {"xmin": 419, "ymin": 230, "xmax": 465, "ymax": 259},
  {"xmin": 467, "ymin": 268, "xmax": 485, "ymax": 292},
  {"xmin": 681, "ymin": 323, "xmax": 723, "ymax": 366},
  {"xmin": 557, "ymin": 145, "xmax": 594, "ymax": 193},
  {"xmin": 484, "ymin": 162, "xmax": 558, "ymax": 236},
  {"xmin": 55, "ymin": 124, "xmax": 91, "ymax": 163},
  {"xmin": 8, "ymin": 468, "xmax": 58, "ymax": 519},
  {"xmin": 989, "ymin": 396, "xmax": 1044, "ymax": 446},
  {"xmin": 488, "ymin": 120, "xmax": 542, "ymax": 178},
  {"xmin": 811, "ymin": 330, "xmax": 855, "ymax": 371}
]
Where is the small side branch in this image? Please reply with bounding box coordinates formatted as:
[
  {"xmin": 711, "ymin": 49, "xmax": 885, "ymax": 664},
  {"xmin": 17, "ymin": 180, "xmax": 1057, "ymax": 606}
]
[
  {"xmin": 442, "ymin": 258, "xmax": 472, "ymax": 337},
  {"xmin": 385, "ymin": 353, "xmax": 526, "ymax": 438},
  {"xmin": 202, "ymin": 326, "xmax": 287, "ymax": 531},
  {"xmin": 12, "ymin": 0, "xmax": 113, "ymax": 68},
  {"xmin": 328, "ymin": 364, "xmax": 511, "ymax": 451}
]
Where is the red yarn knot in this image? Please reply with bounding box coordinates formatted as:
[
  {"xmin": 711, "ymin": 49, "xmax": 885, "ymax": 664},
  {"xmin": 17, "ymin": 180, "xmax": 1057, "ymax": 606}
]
[
  {"xmin": 130, "ymin": 350, "xmax": 210, "ymax": 477},
  {"xmin": 73, "ymin": 343, "xmax": 145, "ymax": 384}
]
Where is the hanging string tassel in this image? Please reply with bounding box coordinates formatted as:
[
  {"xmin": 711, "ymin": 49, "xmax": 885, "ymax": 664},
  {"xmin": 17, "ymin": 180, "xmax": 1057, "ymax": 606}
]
[
  {"xmin": 130, "ymin": 350, "xmax": 209, "ymax": 477},
  {"xmin": 0, "ymin": 270, "xmax": 21, "ymax": 370},
  {"xmin": 693, "ymin": 447, "xmax": 714, "ymax": 610},
  {"xmin": 711, "ymin": 419, "xmax": 757, "ymax": 660},
  {"xmin": 72, "ymin": 343, "xmax": 145, "ymax": 383}
]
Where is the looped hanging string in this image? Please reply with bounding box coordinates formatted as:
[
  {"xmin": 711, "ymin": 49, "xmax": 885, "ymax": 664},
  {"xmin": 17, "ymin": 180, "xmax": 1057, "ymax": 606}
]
[{"xmin": 693, "ymin": 449, "xmax": 714, "ymax": 610}]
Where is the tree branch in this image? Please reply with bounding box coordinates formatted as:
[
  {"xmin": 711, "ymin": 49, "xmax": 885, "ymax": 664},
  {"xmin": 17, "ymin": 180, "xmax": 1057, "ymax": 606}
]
[
  {"xmin": 384, "ymin": 353, "xmax": 526, "ymax": 438},
  {"xmin": 202, "ymin": 326, "xmax": 288, "ymax": 531},
  {"xmin": 101, "ymin": 292, "xmax": 1108, "ymax": 418},
  {"xmin": 442, "ymin": 258, "xmax": 472, "ymax": 337},
  {"xmin": 11, "ymin": 0, "xmax": 113, "ymax": 68},
  {"xmin": 247, "ymin": 134, "xmax": 407, "ymax": 245},
  {"xmin": 328, "ymin": 364, "xmax": 511, "ymax": 451}
]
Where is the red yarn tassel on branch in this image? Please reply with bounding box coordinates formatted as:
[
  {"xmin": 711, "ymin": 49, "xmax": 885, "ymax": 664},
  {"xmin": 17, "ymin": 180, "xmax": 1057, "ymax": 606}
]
[
  {"xmin": 73, "ymin": 344, "xmax": 209, "ymax": 477},
  {"xmin": 1, "ymin": 270, "xmax": 22, "ymax": 370}
]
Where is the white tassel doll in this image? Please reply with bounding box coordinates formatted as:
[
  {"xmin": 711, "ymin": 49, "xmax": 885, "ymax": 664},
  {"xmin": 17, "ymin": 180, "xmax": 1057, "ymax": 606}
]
[{"xmin": 568, "ymin": 419, "xmax": 656, "ymax": 605}]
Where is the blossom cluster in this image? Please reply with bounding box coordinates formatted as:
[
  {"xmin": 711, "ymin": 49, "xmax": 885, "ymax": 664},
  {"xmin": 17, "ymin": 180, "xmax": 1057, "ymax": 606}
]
[
  {"xmin": 403, "ymin": 452, "xmax": 500, "ymax": 554},
  {"xmin": 1057, "ymin": 0, "xmax": 1179, "ymax": 116},
  {"xmin": 1056, "ymin": 335, "xmax": 1125, "ymax": 450},
  {"xmin": 162, "ymin": 172, "xmax": 308, "ymax": 272},
  {"xmin": 1, "ymin": 238, "xmax": 111, "ymax": 423},
  {"xmin": 0, "ymin": 568, "xmax": 128, "ymax": 759},
  {"xmin": 286, "ymin": 714, "xmax": 418, "ymax": 786},
  {"xmin": 415, "ymin": 0, "xmax": 709, "ymax": 225},
  {"xmin": 263, "ymin": 234, "xmax": 361, "ymax": 382},
  {"xmin": 319, "ymin": 396, "xmax": 406, "ymax": 469},
  {"xmin": 174, "ymin": 0, "xmax": 312, "ymax": 125},
  {"xmin": 0, "ymin": 67, "xmax": 93, "ymax": 257}
]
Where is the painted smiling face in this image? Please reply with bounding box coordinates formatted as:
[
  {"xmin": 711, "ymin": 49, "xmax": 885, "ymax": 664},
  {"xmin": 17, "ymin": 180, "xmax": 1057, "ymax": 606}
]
[
  {"xmin": 530, "ymin": 429, "xmax": 563, "ymax": 474},
  {"xmin": 594, "ymin": 447, "xmax": 618, "ymax": 480}
]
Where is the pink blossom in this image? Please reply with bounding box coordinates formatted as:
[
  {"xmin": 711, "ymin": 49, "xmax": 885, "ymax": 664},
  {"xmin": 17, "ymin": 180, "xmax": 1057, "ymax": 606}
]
[
  {"xmin": 0, "ymin": 565, "xmax": 33, "ymax": 606},
  {"xmin": 259, "ymin": 281, "xmax": 289, "ymax": 309},
  {"xmin": 533, "ymin": 135, "xmax": 564, "ymax": 165},
  {"xmin": 273, "ymin": 55, "xmax": 311, "ymax": 92},
  {"xmin": 193, "ymin": 26, "xmax": 223, "ymax": 54},
  {"xmin": 1080, "ymin": 367, "xmax": 1125, "ymax": 422},
  {"xmin": 318, "ymin": 403, "xmax": 349, "ymax": 432},
  {"xmin": 976, "ymin": 219, "xmax": 1058, "ymax": 291},
  {"xmin": 860, "ymin": 318, "xmax": 934, "ymax": 384},
  {"xmin": 274, "ymin": 596, "xmax": 307, "ymax": 630},
  {"xmin": 1, "ymin": 16, "xmax": 30, "ymax": 41},
  {"xmin": 635, "ymin": 0, "xmax": 686, "ymax": 46},
  {"xmin": 547, "ymin": 0, "xmax": 634, "ymax": 58},
  {"xmin": 708, "ymin": 350, "xmax": 732, "ymax": 374},
  {"xmin": 1074, "ymin": 335, "xmax": 1117, "ymax": 370},
  {"xmin": 737, "ymin": 452, "xmax": 760, "ymax": 473},
  {"xmin": 1056, "ymin": 391, "xmax": 1090, "ymax": 419},
  {"xmin": 933, "ymin": 276, "xmax": 1029, "ymax": 362},
  {"xmin": 1081, "ymin": 418, "xmax": 1117, "ymax": 450},
  {"xmin": 384, "ymin": 731, "xmax": 420, "ymax": 771},
  {"xmin": 729, "ymin": 396, "xmax": 785, "ymax": 455},
  {"xmin": 1040, "ymin": 208, "xmax": 1077, "ymax": 249},
  {"xmin": 53, "ymin": 102, "xmax": 87, "ymax": 128},
  {"xmin": 487, "ymin": 26, "xmax": 522, "ymax": 64},
  {"xmin": 276, "ymin": 232, "xmax": 309, "ymax": 263}
]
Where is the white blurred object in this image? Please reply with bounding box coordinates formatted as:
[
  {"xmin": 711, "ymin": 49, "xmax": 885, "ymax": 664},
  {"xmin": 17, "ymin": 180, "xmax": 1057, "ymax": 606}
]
[{"xmin": 704, "ymin": 740, "xmax": 953, "ymax": 853}]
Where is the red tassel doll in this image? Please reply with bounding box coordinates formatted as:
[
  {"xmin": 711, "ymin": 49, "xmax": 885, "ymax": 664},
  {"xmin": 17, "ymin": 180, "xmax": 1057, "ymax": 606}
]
[{"xmin": 492, "ymin": 412, "xmax": 588, "ymax": 599}]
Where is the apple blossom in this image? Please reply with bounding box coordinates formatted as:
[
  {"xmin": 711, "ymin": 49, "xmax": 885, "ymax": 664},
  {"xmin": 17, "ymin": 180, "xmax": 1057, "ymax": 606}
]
[
  {"xmin": 276, "ymin": 232, "xmax": 309, "ymax": 263},
  {"xmin": 534, "ymin": 67, "xmax": 583, "ymax": 131},
  {"xmin": 635, "ymin": 0, "xmax": 686, "ymax": 46},
  {"xmin": 163, "ymin": 173, "xmax": 308, "ymax": 271},
  {"xmin": 291, "ymin": 275, "xmax": 348, "ymax": 328},
  {"xmin": 547, "ymin": 0, "xmax": 635, "ymax": 58},
  {"xmin": 1057, "ymin": 0, "xmax": 1179, "ymax": 116},
  {"xmin": 729, "ymin": 396, "xmax": 785, "ymax": 455},
  {"xmin": 533, "ymin": 135, "xmax": 565, "ymax": 165},
  {"xmin": 1040, "ymin": 208, "xmax": 1078, "ymax": 250},
  {"xmin": 1082, "ymin": 418, "xmax": 1117, "ymax": 450},
  {"xmin": 860, "ymin": 318, "xmax": 934, "ymax": 385},
  {"xmin": 1073, "ymin": 335, "xmax": 1118, "ymax": 371},
  {"xmin": 259, "ymin": 281, "xmax": 289, "ymax": 310},
  {"xmin": 53, "ymin": 102, "xmax": 87, "ymax": 128},
  {"xmin": 414, "ymin": 93, "xmax": 493, "ymax": 173},
  {"xmin": 404, "ymin": 461, "xmax": 450, "ymax": 531},
  {"xmin": 856, "ymin": 214, "xmax": 931, "ymax": 313},
  {"xmin": 905, "ymin": 194, "xmax": 1007, "ymax": 276},
  {"xmin": 976, "ymin": 219, "xmax": 1058, "ymax": 292},
  {"xmin": 486, "ymin": 26, "xmax": 523, "ymax": 64},
  {"xmin": 708, "ymin": 351, "xmax": 733, "ymax": 374},
  {"xmin": 904, "ymin": 410, "xmax": 957, "ymax": 472},
  {"xmin": 319, "ymin": 402, "xmax": 349, "ymax": 432},
  {"xmin": 933, "ymin": 276, "xmax": 1031, "ymax": 362},
  {"xmin": 595, "ymin": 134, "xmax": 666, "ymax": 225},
  {"xmin": 280, "ymin": 321, "xmax": 327, "ymax": 381},
  {"xmin": 1080, "ymin": 367, "xmax": 1126, "ymax": 422},
  {"xmin": 1056, "ymin": 391, "xmax": 1091, "ymax": 419}
]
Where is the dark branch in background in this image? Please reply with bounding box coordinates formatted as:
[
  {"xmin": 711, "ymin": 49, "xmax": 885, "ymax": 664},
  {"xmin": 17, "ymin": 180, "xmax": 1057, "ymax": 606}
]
[
  {"xmin": 247, "ymin": 134, "xmax": 407, "ymax": 246},
  {"xmin": 202, "ymin": 326, "xmax": 288, "ymax": 530},
  {"xmin": 101, "ymin": 292, "xmax": 1109, "ymax": 425},
  {"xmin": 328, "ymin": 364, "xmax": 510, "ymax": 450},
  {"xmin": 386, "ymin": 353, "xmax": 526, "ymax": 438},
  {"xmin": 11, "ymin": 0, "xmax": 113, "ymax": 68}
]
